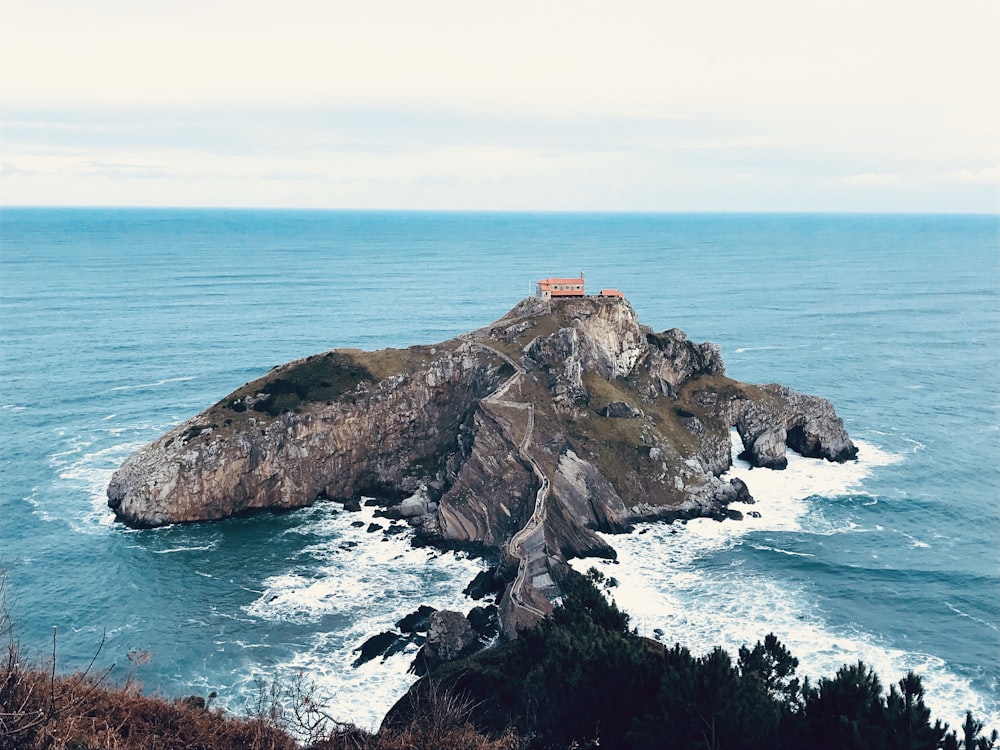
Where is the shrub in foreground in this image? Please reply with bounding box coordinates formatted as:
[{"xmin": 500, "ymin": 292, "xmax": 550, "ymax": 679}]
[{"xmin": 3, "ymin": 571, "xmax": 997, "ymax": 750}]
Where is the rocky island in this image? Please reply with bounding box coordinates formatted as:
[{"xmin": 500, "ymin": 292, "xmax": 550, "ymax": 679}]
[{"xmin": 108, "ymin": 294, "xmax": 856, "ymax": 632}]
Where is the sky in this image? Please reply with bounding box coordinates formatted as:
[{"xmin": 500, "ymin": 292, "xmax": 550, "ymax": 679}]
[{"xmin": 1, "ymin": 0, "xmax": 998, "ymax": 212}]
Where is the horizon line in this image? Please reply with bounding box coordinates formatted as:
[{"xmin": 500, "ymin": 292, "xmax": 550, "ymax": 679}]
[{"xmin": 2, "ymin": 205, "xmax": 997, "ymax": 217}]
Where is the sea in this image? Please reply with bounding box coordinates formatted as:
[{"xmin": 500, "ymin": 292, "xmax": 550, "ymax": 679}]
[{"xmin": 0, "ymin": 209, "xmax": 997, "ymax": 732}]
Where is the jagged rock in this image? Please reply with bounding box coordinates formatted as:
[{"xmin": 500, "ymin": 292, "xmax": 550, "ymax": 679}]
[
  {"xmin": 642, "ymin": 328, "xmax": 725, "ymax": 399},
  {"xmin": 735, "ymin": 384, "xmax": 857, "ymax": 469},
  {"xmin": 397, "ymin": 492, "xmax": 429, "ymax": 518},
  {"xmin": 553, "ymin": 449, "xmax": 630, "ymax": 538},
  {"xmin": 463, "ymin": 569, "xmax": 505, "ymax": 601},
  {"xmin": 467, "ymin": 604, "xmax": 500, "ymax": 642},
  {"xmin": 730, "ymin": 477, "xmax": 754, "ymax": 504},
  {"xmin": 526, "ymin": 327, "xmax": 589, "ymax": 411},
  {"xmin": 412, "ymin": 609, "xmax": 481, "ymax": 676},
  {"xmin": 396, "ymin": 605, "xmax": 436, "ymax": 634},
  {"xmin": 427, "ymin": 610, "xmax": 477, "ymax": 663},
  {"xmin": 108, "ymin": 296, "xmax": 857, "ymax": 616},
  {"xmin": 525, "ymin": 299, "xmax": 645, "ymax": 386},
  {"xmin": 598, "ymin": 401, "xmax": 641, "ymax": 418},
  {"xmin": 431, "ymin": 407, "xmax": 535, "ymax": 549},
  {"xmin": 353, "ymin": 631, "xmax": 401, "ymax": 667},
  {"xmin": 108, "ymin": 343, "xmax": 506, "ymax": 527}
]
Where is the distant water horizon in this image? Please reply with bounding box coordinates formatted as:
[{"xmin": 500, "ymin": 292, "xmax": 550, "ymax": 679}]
[
  {"xmin": 1, "ymin": 208, "xmax": 997, "ymax": 731},
  {"xmin": 4, "ymin": 205, "xmax": 997, "ymax": 217}
]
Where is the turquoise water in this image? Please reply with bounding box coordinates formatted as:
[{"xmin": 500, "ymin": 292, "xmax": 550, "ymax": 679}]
[{"xmin": 1, "ymin": 209, "xmax": 997, "ymax": 729}]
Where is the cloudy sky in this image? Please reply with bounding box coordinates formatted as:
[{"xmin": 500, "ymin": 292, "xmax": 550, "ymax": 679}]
[{"xmin": 1, "ymin": 0, "xmax": 997, "ymax": 211}]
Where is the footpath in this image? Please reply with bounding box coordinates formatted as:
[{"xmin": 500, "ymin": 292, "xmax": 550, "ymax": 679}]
[{"xmin": 462, "ymin": 336, "xmax": 555, "ymax": 621}]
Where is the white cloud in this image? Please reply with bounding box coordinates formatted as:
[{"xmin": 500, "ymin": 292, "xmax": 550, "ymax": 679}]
[
  {"xmin": 844, "ymin": 167, "xmax": 1000, "ymax": 188},
  {"xmin": 932, "ymin": 167, "xmax": 1000, "ymax": 185},
  {"xmin": 1, "ymin": 0, "xmax": 998, "ymax": 210},
  {"xmin": 843, "ymin": 173, "xmax": 902, "ymax": 186}
]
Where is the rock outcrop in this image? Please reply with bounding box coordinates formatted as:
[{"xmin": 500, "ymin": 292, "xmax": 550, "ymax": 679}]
[
  {"xmin": 735, "ymin": 384, "xmax": 859, "ymax": 469},
  {"xmin": 107, "ymin": 346, "xmax": 506, "ymax": 527},
  {"xmin": 108, "ymin": 296, "xmax": 857, "ymax": 620}
]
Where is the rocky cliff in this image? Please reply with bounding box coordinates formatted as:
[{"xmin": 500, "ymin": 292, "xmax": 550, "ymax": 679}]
[{"xmin": 108, "ymin": 296, "xmax": 856, "ymax": 621}]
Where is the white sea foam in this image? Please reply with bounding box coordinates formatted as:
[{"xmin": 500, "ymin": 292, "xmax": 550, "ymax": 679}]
[
  {"xmin": 570, "ymin": 433, "xmax": 998, "ymax": 732},
  {"xmin": 50, "ymin": 441, "xmax": 138, "ymax": 532},
  {"xmin": 733, "ymin": 345, "xmax": 805, "ymax": 353},
  {"xmin": 901, "ymin": 532, "xmax": 931, "ymax": 549},
  {"xmin": 749, "ymin": 543, "xmax": 814, "ymax": 558},
  {"xmin": 46, "ymin": 420, "xmax": 178, "ymax": 533},
  {"xmin": 153, "ymin": 543, "xmax": 219, "ymax": 555},
  {"xmin": 107, "ymin": 376, "xmax": 196, "ymax": 392},
  {"xmin": 22, "ymin": 490, "xmax": 53, "ymax": 523},
  {"xmin": 241, "ymin": 504, "xmax": 488, "ymax": 730},
  {"xmin": 945, "ymin": 602, "xmax": 1000, "ymax": 633}
]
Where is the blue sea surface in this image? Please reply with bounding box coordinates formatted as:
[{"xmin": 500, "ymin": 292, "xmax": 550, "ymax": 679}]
[{"xmin": 1, "ymin": 208, "xmax": 997, "ymax": 729}]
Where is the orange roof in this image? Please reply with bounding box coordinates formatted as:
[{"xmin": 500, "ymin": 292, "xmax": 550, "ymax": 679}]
[
  {"xmin": 537, "ymin": 277, "xmax": 584, "ymax": 287},
  {"xmin": 600, "ymin": 289, "xmax": 624, "ymax": 297}
]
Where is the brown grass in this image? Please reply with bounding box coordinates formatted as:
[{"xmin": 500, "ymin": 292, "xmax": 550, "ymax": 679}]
[
  {"xmin": 1, "ymin": 659, "xmax": 520, "ymax": 750},
  {"xmin": 1, "ymin": 567, "xmax": 519, "ymax": 750},
  {"xmin": 0, "ymin": 578, "xmax": 519, "ymax": 750},
  {"xmin": 0, "ymin": 662, "xmax": 297, "ymax": 750},
  {"xmin": 315, "ymin": 681, "xmax": 521, "ymax": 750}
]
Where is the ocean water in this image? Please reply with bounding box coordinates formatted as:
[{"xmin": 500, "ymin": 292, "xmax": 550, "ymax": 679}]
[{"xmin": 0, "ymin": 208, "xmax": 997, "ymax": 731}]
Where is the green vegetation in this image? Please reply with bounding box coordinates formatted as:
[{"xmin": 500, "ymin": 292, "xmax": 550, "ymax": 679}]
[
  {"xmin": 560, "ymin": 371, "xmax": 741, "ymax": 507},
  {"xmin": 236, "ymin": 352, "xmax": 376, "ymax": 418},
  {"xmin": 1, "ymin": 572, "xmax": 996, "ymax": 749},
  {"xmin": 399, "ymin": 571, "xmax": 998, "ymax": 750},
  {"xmin": 189, "ymin": 344, "xmax": 451, "ymax": 438},
  {"xmin": 0, "ymin": 572, "xmax": 513, "ymax": 750}
]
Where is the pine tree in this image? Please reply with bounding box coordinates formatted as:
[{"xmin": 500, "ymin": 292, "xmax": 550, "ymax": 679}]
[
  {"xmin": 800, "ymin": 660, "xmax": 887, "ymax": 749},
  {"xmin": 884, "ymin": 672, "xmax": 947, "ymax": 750},
  {"xmin": 738, "ymin": 633, "xmax": 801, "ymax": 707},
  {"xmin": 960, "ymin": 710, "xmax": 999, "ymax": 750}
]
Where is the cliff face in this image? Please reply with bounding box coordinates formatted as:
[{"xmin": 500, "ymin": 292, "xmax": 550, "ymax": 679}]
[
  {"xmin": 108, "ymin": 345, "xmax": 508, "ymax": 526},
  {"xmin": 108, "ymin": 296, "xmax": 857, "ymax": 616}
]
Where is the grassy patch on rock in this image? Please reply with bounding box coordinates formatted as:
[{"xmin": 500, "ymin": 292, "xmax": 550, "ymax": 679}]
[{"xmin": 186, "ymin": 344, "xmax": 453, "ymax": 441}]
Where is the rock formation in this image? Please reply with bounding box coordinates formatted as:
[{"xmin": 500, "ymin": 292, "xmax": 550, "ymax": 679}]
[{"xmin": 108, "ymin": 296, "xmax": 857, "ymax": 626}]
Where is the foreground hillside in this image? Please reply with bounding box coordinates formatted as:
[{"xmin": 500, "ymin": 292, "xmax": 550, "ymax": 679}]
[{"xmin": 2, "ymin": 574, "xmax": 995, "ymax": 750}]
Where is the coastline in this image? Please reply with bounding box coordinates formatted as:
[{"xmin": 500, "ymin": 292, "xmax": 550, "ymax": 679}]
[
  {"xmin": 572, "ymin": 434, "xmax": 998, "ymax": 732},
  {"xmin": 2, "ymin": 209, "xmax": 996, "ymax": 734}
]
